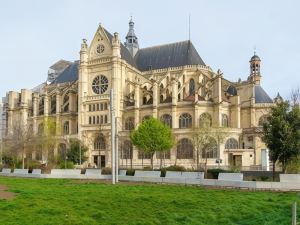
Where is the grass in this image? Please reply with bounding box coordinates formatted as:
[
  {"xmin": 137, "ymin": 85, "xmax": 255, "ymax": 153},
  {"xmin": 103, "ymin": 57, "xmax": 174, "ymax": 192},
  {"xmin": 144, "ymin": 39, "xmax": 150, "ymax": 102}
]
[{"xmin": 0, "ymin": 177, "xmax": 299, "ymax": 225}]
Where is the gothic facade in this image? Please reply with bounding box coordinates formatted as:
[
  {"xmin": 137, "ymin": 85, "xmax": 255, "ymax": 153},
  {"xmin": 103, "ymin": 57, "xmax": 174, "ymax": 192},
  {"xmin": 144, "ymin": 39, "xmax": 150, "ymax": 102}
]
[{"xmin": 4, "ymin": 19, "xmax": 274, "ymax": 169}]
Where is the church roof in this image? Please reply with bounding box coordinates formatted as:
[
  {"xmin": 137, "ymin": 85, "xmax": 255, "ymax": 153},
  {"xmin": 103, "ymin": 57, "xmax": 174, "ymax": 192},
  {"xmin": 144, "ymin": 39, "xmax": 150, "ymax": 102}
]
[
  {"xmin": 134, "ymin": 41, "xmax": 206, "ymax": 71},
  {"xmin": 255, "ymin": 86, "xmax": 273, "ymax": 103},
  {"xmin": 51, "ymin": 61, "xmax": 79, "ymax": 84},
  {"xmin": 52, "ymin": 31, "xmax": 206, "ymax": 84}
]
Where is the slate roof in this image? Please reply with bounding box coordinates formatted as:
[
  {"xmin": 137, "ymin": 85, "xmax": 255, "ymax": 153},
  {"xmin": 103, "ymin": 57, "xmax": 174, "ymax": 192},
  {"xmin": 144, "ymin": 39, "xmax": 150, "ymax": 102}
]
[
  {"xmin": 255, "ymin": 86, "xmax": 273, "ymax": 103},
  {"xmin": 52, "ymin": 31, "xmax": 206, "ymax": 84},
  {"xmin": 51, "ymin": 61, "xmax": 79, "ymax": 84},
  {"xmin": 134, "ymin": 41, "xmax": 205, "ymax": 71}
]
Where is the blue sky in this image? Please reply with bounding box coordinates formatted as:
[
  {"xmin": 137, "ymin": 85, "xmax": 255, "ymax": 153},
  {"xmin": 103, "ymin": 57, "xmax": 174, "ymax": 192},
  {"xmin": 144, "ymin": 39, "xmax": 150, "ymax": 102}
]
[{"xmin": 0, "ymin": 0, "xmax": 299, "ymax": 100}]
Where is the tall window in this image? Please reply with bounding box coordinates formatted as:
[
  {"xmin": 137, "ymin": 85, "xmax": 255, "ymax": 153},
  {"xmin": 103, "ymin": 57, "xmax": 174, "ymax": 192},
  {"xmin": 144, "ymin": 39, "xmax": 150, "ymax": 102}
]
[
  {"xmin": 222, "ymin": 114, "xmax": 229, "ymax": 127},
  {"xmin": 189, "ymin": 79, "xmax": 195, "ymax": 95},
  {"xmin": 124, "ymin": 117, "xmax": 135, "ymax": 130},
  {"xmin": 177, "ymin": 138, "xmax": 193, "ymax": 159},
  {"xmin": 179, "ymin": 113, "xmax": 192, "ymax": 128},
  {"xmin": 39, "ymin": 97, "xmax": 44, "ymax": 115},
  {"xmin": 51, "ymin": 95, "xmax": 56, "ymax": 114},
  {"xmin": 225, "ymin": 138, "xmax": 239, "ymax": 149},
  {"xmin": 121, "ymin": 140, "xmax": 133, "ymax": 159},
  {"xmin": 63, "ymin": 94, "xmax": 69, "ymax": 112},
  {"xmin": 202, "ymin": 138, "xmax": 217, "ymax": 158},
  {"xmin": 38, "ymin": 123, "xmax": 44, "ymax": 136},
  {"xmin": 63, "ymin": 121, "xmax": 69, "ymax": 135},
  {"xmin": 160, "ymin": 114, "xmax": 172, "ymax": 128},
  {"xmin": 94, "ymin": 134, "xmax": 106, "ymax": 150},
  {"xmin": 199, "ymin": 113, "xmax": 212, "ymax": 128}
]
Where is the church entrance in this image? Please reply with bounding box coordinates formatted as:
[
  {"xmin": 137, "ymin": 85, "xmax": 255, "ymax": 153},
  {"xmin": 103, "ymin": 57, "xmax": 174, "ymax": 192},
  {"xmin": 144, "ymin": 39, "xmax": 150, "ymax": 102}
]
[{"xmin": 228, "ymin": 153, "xmax": 242, "ymax": 168}]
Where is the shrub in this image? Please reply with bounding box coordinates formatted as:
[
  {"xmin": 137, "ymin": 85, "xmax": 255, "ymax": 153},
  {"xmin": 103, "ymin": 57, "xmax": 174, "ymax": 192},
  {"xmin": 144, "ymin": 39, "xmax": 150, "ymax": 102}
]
[
  {"xmin": 26, "ymin": 160, "xmax": 41, "ymax": 173},
  {"xmin": 165, "ymin": 165, "xmax": 186, "ymax": 171},
  {"xmin": 58, "ymin": 161, "xmax": 74, "ymax": 169},
  {"xmin": 208, "ymin": 168, "xmax": 227, "ymax": 179},
  {"xmin": 126, "ymin": 168, "xmax": 135, "ymax": 176},
  {"xmin": 102, "ymin": 167, "xmax": 112, "ymax": 175},
  {"xmin": 260, "ymin": 176, "xmax": 269, "ymax": 181}
]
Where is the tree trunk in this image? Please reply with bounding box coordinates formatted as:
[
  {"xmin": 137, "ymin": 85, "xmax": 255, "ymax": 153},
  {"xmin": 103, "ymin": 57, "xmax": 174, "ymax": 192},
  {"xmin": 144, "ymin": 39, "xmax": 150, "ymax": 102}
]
[
  {"xmin": 272, "ymin": 160, "xmax": 275, "ymax": 181},
  {"xmin": 197, "ymin": 149, "xmax": 199, "ymax": 171},
  {"xmin": 151, "ymin": 153, "xmax": 154, "ymax": 170},
  {"xmin": 204, "ymin": 155, "xmax": 208, "ymax": 178},
  {"xmin": 22, "ymin": 144, "xmax": 25, "ymax": 169}
]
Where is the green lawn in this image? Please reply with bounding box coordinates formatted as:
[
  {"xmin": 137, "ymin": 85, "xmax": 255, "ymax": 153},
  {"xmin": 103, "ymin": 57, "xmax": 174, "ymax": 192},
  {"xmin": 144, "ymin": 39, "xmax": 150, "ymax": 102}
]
[{"xmin": 0, "ymin": 177, "xmax": 299, "ymax": 225}]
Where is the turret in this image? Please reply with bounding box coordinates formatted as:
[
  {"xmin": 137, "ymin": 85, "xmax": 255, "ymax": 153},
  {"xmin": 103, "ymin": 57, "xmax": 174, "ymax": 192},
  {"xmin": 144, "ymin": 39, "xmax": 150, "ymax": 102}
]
[
  {"xmin": 124, "ymin": 17, "xmax": 139, "ymax": 57},
  {"xmin": 248, "ymin": 53, "xmax": 261, "ymax": 84}
]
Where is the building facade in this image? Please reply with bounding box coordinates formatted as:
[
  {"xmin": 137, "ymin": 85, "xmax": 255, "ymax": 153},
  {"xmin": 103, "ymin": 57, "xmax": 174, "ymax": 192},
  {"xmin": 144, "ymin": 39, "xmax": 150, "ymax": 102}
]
[{"xmin": 4, "ymin": 19, "xmax": 274, "ymax": 169}]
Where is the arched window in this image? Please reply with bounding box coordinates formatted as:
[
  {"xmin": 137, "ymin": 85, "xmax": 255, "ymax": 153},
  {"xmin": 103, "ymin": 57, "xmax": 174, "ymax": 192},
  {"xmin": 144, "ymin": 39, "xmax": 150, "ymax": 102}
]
[
  {"xmin": 225, "ymin": 138, "xmax": 239, "ymax": 149},
  {"xmin": 222, "ymin": 114, "xmax": 229, "ymax": 127},
  {"xmin": 189, "ymin": 79, "xmax": 195, "ymax": 95},
  {"xmin": 94, "ymin": 134, "xmax": 106, "ymax": 150},
  {"xmin": 38, "ymin": 123, "xmax": 44, "ymax": 136},
  {"xmin": 160, "ymin": 114, "xmax": 172, "ymax": 128},
  {"xmin": 202, "ymin": 138, "xmax": 217, "ymax": 158},
  {"xmin": 177, "ymin": 138, "xmax": 193, "ymax": 159},
  {"xmin": 258, "ymin": 115, "xmax": 268, "ymax": 126},
  {"xmin": 63, "ymin": 94, "xmax": 69, "ymax": 112},
  {"xmin": 63, "ymin": 121, "xmax": 69, "ymax": 135},
  {"xmin": 121, "ymin": 140, "xmax": 133, "ymax": 159},
  {"xmin": 179, "ymin": 113, "xmax": 192, "ymax": 128},
  {"xmin": 51, "ymin": 95, "xmax": 56, "ymax": 114},
  {"xmin": 124, "ymin": 117, "xmax": 135, "ymax": 130},
  {"xmin": 142, "ymin": 115, "xmax": 151, "ymax": 122},
  {"xmin": 199, "ymin": 113, "xmax": 212, "ymax": 128}
]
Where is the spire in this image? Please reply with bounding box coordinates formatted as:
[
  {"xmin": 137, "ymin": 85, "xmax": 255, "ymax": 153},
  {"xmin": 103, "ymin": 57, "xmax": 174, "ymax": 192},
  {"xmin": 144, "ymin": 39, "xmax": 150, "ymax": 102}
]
[{"xmin": 125, "ymin": 16, "xmax": 139, "ymax": 57}]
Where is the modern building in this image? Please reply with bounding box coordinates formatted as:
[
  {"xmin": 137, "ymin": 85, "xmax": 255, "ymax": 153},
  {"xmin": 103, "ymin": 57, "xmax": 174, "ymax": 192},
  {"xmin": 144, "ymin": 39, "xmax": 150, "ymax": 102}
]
[{"xmin": 4, "ymin": 19, "xmax": 274, "ymax": 169}]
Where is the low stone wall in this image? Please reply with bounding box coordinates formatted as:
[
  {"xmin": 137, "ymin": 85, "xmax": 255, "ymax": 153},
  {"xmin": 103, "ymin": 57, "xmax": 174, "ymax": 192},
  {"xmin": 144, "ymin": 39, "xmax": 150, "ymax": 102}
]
[{"xmin": 0, "ymin": 170, "xmax": 299, "ymax": 191}]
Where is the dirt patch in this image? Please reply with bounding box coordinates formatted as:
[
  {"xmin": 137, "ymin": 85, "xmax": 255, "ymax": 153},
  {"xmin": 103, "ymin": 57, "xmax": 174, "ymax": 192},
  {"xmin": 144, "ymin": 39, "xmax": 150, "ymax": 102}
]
[{"xmin": 0, "ymin": 185, "xmax": 16, "ymax": 200}]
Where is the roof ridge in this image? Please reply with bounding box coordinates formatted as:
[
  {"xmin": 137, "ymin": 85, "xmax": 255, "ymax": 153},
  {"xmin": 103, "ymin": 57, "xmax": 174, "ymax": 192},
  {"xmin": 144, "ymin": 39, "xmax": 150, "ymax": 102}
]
[{"xmin": 139, "ymin": 40, "xmax": 191, "ymax": 50}]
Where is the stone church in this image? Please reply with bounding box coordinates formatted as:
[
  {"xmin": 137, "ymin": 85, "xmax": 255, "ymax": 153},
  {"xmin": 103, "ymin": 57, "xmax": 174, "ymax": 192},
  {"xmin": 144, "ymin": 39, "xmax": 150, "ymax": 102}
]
[{"xmin": 4, "ymin": 19, "xmax": 274, "ymax": 169}]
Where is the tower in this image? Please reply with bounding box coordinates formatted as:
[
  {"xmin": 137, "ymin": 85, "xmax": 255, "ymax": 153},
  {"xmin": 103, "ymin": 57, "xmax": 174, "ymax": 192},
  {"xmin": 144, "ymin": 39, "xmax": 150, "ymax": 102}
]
[
  {"xmin": 249, "ymin": 53, "xmax": 261, "ymax": 84},
  {"xmin": 125, "ymin": 17, "xmax": 139, "ymax": 57}
]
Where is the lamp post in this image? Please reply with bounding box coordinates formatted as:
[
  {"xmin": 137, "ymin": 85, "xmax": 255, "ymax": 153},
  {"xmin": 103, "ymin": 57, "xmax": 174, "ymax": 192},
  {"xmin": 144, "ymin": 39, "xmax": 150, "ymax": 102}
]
[{"xmin": 110, "ymin": 89, "xmax": 116, "ymax": 184}]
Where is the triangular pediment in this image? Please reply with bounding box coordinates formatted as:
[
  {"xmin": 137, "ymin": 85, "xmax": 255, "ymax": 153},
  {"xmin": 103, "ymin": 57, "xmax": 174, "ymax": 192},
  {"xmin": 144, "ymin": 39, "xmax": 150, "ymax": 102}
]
[{"xmin": 88, "ymin": 25, "xmax": 113, "ymax": 60}]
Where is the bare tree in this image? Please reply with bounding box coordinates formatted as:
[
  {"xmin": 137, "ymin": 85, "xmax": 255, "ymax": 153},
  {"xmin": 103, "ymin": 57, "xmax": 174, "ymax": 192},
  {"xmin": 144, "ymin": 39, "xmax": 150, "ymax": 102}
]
[
  {"xmin": 290, "ymin": 87, "xmax": 300, "ymax": 106},
  {"xmin": 3, "ymin": 119, "xmax": 33, "ymax": 169},
  {"xmin": 193, "ymin": 118, "xmax": 228, "ymax": 176}
]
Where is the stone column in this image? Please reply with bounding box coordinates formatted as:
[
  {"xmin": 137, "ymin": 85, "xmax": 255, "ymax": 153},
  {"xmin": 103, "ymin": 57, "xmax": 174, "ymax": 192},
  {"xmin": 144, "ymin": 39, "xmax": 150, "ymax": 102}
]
[
  {"xmin": 134, "ymin": 84, "xmax": 140, "ymax": 125},
  {"xmin": 152, "ymin": 82, "xmax": 158, "ymax": 118}
]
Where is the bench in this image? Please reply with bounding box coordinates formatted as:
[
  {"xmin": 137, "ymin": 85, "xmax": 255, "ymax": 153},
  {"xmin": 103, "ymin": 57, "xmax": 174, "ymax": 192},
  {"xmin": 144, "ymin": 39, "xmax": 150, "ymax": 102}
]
[
  {"xmin": 0, "ymin": 168, "xmax": 11, "ymax": 174},
  {"xmin": 280, "ymin": 174, "xmax": 300, "ymax": 183},
  {"xmin": 13, "ymin": 169, "xmax": 29, "ymax": 174},
  {"xmin": 32, "ymin": 169, "xmax": 42, "ymax": 175},
  {"xmin": 134, "ymin": 170, "xmax": 161, "ymax": 178},
  {"xmin": 218, "ymin": 173, "xmax": 243, "ymax": 181},
  {"xmin": 119, "ymin": 170, "xmax": 127, "ymax": 176},
  {"xmin": 85, "ymin": 169, "xmax": 102, "ymax": 175},
  {"xmin": 50, "ymin": 169, "xmax": 81, "ymax": 176},
  {"xmin": 181, "ymin": 172, "xmax": 204, "ymax": 179},
  {"xmin": 165, "ymin": 171, "xmax": 182, "ymax": 178}
]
